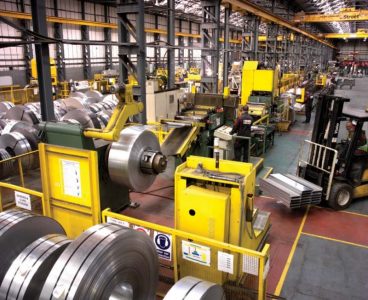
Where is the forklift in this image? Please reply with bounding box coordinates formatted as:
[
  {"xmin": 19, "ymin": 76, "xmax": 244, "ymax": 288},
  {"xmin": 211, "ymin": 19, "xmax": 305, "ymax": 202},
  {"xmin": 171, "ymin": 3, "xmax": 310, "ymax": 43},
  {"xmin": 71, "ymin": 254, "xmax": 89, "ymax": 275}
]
[{"xmin": 298, "ymin": 95, "xmax": 368, "ymax": 210}]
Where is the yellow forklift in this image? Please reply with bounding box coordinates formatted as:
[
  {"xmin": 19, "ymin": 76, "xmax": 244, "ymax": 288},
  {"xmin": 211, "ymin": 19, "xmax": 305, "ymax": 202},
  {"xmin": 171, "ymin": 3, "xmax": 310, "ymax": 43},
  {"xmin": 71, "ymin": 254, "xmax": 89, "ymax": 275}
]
[
  {"xmin": 261, "ymin": 95, "xmax": 368, "ymax": 210},
  {"xmin": 298, "ymin": 95, "xmax": 368, "ymax": 209}
]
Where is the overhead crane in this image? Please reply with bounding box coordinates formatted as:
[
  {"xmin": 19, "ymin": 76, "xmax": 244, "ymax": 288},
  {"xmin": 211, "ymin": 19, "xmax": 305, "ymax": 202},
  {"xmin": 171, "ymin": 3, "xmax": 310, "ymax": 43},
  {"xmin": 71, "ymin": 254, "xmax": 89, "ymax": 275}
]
[
  {"xmin": 294, "ymin": 8, "xmax": 368, "ymax": 23},
  {"xmin": 323, "ymin": 29, "xmax": 368, "ymax": 39}
]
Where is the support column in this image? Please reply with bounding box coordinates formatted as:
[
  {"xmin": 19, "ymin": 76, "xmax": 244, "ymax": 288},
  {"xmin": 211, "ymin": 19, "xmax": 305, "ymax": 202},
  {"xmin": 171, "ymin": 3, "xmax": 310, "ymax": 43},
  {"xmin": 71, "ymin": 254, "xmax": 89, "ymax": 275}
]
[
  {"xmin": 154, "ymin": 15, "xmax": 161, "ymax": 68},
  {"xmin": 104, "ymin": 5, "xmax": 113, "ymax": 70},
  {"xmin": 53, "ymin": 0, "xmax": 65, "ymax": 81},
  {"xmin": 20, "ymin": 0, "xmax": 33, "ymax": 83},
  {"xmin": 188, "ymin": 21, "xmax": 194, "ymax": 66},
  {"xmin": 167, "ymin": 0, "xmax": 175, "ymax": 89},
  {"xmin": 223, "ymin": 6, "xmax": 231, "ymax": 90},
  {"xmin": 30, "ymin": 0, "xmax": 55, "ymax": 121},
  {"xmin": 242, "ymin": 14, "xmax": 259, "ymax": 61},
  {"xmin": 178, "ymin": 19, "xmax": 185, "ymax": 66},
  {"xmin": 201, "ymin": 0, "xmax": 220, "ymax": 93},
  {"xmin": 117, "ymin": 0, "xmax": 146, "ymax": 123},
  {"xmin": 81, "ymin": 0, "xmax": 91, "ymax": 79}
]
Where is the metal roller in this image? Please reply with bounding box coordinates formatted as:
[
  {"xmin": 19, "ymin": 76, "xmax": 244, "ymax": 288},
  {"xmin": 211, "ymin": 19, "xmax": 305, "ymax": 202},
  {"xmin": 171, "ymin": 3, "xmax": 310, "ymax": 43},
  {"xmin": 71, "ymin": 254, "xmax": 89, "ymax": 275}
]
[
  {"xmin": 4, "ymin": 106, "xmax": 39, "ymax": 125},
  {"xmin": 0, "ymin": 209, "xmax": 66, "ymax": 284},
  {"xmin": 108, "ymin": 125, "xmax": 167, "ymax": 191},
  {"xmin": 164, "ymin": 276, "xmax": 225, "ymax": 300},
  {"xmin": 61, "ymin": 109, "xmax": 101, "ymax": 129},
  {"xmin": 40, "ymin": 223, "xmax": 158, "ymax": 300},
  {"xmin": 0, "ymin": 132, "xmax": 33, "ymax": 170},
  {"xmin": 0, "ymin": 234, "xmax": 71, "ymax": 300},
  {"xmin": 9, "ymin": 121, "xmax": 39, "ymax": 150}
]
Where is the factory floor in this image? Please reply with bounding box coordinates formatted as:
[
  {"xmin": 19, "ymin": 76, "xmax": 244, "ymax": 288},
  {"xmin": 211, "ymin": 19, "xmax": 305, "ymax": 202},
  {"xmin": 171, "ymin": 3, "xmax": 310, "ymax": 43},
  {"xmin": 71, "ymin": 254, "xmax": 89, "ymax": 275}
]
[{"xmin": 123, "ymin": 79, "xmax": 368, "ymax": 299}]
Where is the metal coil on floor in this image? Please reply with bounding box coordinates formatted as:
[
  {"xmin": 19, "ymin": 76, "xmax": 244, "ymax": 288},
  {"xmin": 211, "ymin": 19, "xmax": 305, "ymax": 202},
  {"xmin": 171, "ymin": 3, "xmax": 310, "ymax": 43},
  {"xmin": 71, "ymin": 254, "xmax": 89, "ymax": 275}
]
[
  {"xmin": 164, "ymin": 276, "xmax": 225, "ymax": 300},
  {"xmin": 60, "ymin": 97, "xmax": 85, "ymax": 111},
  {"xmin": 69, "ymin": 91, "xmax": 87, "ymax": 100},
  {"xmin": 89, "ymin": 102, "xmax": 105, "ymax": 113},
  {"xmin": 85, "ymin": 90, "xmax": 103, "ymax": 101},
  {"xmin": 0, "ymin": 234, "xmax": 71, "ymax": 300},
  {"xmin": 96, "ymin": 110, "xmax": 112, "ymax": 128},
  {"xmin": 40, "ymin": 223, "xmax": 158, "ymax": 300},
  {"xmin": 0, "ymin": 102, "xmax": 15, "ymax": 113},
  {"xmin": 0, "ymin": 148, "xmax": 14, "ymax": 179},
  {"xmin": 0, "ymin": 132, "xmax": 33, "ymax": 170},
  {"xmin": 108, "ymin": 125, "xmax": 167, "ymax": 191},
  {"xmin": 0, "ymin": 209, "xmax": 66, "ymax": 284},
  {"xmin": 61, "ymin": 109, "xmax": 101, "ymax": 129},
  {"xmin": 4, "ymin": 106, "xmax": 39, "ymax": 125}
]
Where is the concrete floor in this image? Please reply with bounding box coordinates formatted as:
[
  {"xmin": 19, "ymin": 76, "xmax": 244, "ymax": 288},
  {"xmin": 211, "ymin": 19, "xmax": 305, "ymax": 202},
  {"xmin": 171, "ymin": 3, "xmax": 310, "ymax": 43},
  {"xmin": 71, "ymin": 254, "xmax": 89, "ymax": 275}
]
[{"xmin": 123, "ymin": 79, "xmax": 368, "ymax": 299}]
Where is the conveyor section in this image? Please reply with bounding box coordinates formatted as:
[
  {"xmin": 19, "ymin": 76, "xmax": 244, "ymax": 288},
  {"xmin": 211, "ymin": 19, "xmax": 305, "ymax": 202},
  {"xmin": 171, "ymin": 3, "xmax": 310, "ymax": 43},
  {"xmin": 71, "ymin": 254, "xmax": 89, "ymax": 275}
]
[
  {"xmin": 260, "ymin": 173, "xmax": 322, "ymax": 208},
  {"xmin": 161, "ymin": 126, "xmax": 200, "ymax": 157}
]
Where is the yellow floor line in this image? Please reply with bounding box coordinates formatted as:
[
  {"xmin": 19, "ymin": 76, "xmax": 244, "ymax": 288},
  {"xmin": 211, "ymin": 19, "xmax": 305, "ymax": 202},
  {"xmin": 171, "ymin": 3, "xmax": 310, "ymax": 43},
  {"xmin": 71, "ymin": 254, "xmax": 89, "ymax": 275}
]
[
  {"xmin": 301, "ymin": 232, "xmax": 368, "ymax": 250},
  {"xmin": 274, "ymin": 206, "xmax": 309, "ymax": 296},
  {"xmin": 338, "ymin": 210, "xmax": 368, "ymax": 219}
]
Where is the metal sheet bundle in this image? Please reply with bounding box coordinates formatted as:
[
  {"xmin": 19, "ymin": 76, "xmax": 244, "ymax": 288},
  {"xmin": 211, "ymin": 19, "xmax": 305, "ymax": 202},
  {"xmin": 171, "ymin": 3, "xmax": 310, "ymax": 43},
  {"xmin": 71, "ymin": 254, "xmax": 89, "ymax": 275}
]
[
  {"xmin": 0, "ymin": 209, "xmax": 66, "ymax": 284},
  {"xmin": 40, "ymin": 223, "xmax": 158, "ymax": 300},
  {"xmin": 260, "ymin": 173, "xmax": 323, "ymax": 208},
  {"xmin": 164, "ymin": 276, "xmax": 225, "ymax": 300}
]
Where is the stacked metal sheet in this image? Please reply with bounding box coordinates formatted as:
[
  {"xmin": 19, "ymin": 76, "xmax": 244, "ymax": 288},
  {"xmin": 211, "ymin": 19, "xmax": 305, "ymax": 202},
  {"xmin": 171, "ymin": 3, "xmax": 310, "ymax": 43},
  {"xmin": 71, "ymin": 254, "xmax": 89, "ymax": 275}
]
[{"xmin": 260, "ymin": 173, "xmax": 323, "ymax": 208}]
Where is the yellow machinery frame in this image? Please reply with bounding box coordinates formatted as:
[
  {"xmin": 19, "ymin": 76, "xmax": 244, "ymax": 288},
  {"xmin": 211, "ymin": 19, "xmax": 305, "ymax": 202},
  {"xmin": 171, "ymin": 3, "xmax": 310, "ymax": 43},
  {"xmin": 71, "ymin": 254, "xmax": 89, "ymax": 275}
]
[{"xmin": 39, "ymin": 143, "xmax": 100, "ymax": 238}]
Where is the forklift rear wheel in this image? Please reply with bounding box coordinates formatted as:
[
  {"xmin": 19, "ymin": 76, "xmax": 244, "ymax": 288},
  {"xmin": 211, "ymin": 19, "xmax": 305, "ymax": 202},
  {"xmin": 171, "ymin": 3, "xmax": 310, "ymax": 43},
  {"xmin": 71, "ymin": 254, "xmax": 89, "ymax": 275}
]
[{"xmin": 328, "ymin": 182, "xmax": 353, "ymax": 210}]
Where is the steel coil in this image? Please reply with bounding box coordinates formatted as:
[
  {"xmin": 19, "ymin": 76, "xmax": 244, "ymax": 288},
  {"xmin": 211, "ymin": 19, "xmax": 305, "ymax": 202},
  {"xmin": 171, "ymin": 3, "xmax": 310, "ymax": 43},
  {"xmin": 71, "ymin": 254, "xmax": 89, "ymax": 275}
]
[
  {"xmin": 61, "ymin": 109, "xmax": 101, "ymax": 129},
  {"xmin": 40, "ymin": 223, "xmax": 158, "ymax": 300},
  {"xmin": 0, "ymin": 209, "xmax": 66, "ymax": 284},
  {"xmin": 61, "ymin": 97, "xmax": 84, "ymax": 111},
  {"xmin": 0, "ymin": 148, "xmax": 13, "ymax": 179},
  {"xmin": 164, "ymin": 276, "xmax": 225, "ymax": 300},
  {"xmin": 85, "ymin": 90, "xmax": 103, "ymax": 101},
  {"xmin": 69, "ymin": 92, "xmax": 87, "ymax": 100},
  {"xmin": 0, "ymin": 132, "xmax": 34, "ymax": 170},
  {"xmin": 0, "ymin": 102, "xmax": 15, "ymax": 113},
  {"xmin": 108, "ymin": 125, "xmax": 163, "ymax": 191},
  {"xmin": 0, "ymin": 234, "xmax": 71, "ymax": 300},
  {"xmin": 4, "ymin": 106, "xmax": 39, "ymax": 125}
]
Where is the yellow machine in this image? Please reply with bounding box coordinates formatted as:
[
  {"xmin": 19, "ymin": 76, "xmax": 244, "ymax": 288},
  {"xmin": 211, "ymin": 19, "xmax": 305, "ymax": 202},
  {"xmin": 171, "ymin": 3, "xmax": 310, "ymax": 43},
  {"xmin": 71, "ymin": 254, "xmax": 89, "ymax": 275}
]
[
  {"xmin": 241, "ymin": 61, "xmax": 279, "ymax": 106},
  {"xmin": 315, "ymin": 73, "xmax": 327, "ymax": 87},
  {"xmin": 175, "ymin": 156, "xmax": 270, "ymax": 283},
  {"xmin": 295, "ymin": 87, "xmax": 306, "ymax": 103},
  {"xmin": 31, "ymin": 58, "xmax": 57, "ymax": 86},
  {"xmin": 187, "ymin": 67, "xmax": 201, "ymax": 82},
  {"xmin": 93, "ymin": 70, "xmax": 119, "ymax": 94},
  {"xmin": 279, "ymin": 73, "xmax": 300, "ymax": 94}
]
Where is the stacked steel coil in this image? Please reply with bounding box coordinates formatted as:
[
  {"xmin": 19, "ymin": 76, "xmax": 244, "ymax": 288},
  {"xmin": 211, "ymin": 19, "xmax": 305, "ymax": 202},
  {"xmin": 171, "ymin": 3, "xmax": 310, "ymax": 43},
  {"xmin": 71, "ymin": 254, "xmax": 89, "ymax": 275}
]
[
  {"xmin": 0, "ymin": 209, "xmax": 159, "ymax": 300},
  {"xmin": 0, "ymin": 91, "xmax": 118, "ymax": 179}
]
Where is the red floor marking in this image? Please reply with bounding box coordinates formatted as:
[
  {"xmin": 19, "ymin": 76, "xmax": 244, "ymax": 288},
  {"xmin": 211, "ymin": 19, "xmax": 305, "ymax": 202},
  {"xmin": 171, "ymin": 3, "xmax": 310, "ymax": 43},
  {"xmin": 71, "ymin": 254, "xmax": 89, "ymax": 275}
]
[
  {"xmin": 303, "ymin": 207, "xmax": 368, "ymax": 247},
  {"xmin": 255, "ymin": 196, "xmax": 306, "ymax": 293}
]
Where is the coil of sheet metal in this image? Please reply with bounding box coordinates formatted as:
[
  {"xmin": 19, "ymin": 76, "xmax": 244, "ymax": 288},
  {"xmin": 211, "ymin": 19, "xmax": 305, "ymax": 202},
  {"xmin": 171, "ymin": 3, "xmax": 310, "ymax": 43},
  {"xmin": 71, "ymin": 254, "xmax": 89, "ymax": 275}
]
[
  {"xmin": 85, "ymin": 90, "xmax": 103, "ymax": 101},
  {"xmin": 0, "ymin": 132, "xmax": 33, "ymax": 169},
  {"xmin": 108, "ymin": 125, "xmax": 166, "ymax": 191},
  {"xmin": 0, "ymin": 148, "xmax": 13, "ymax": 179},
  {"xmin": 4, "ymin": 106, "xmax": 39, "ymax": 125},
  {"xmin": 0, "ymin": 209, "xmax": 65, "ymax": 284},
  {"xmin": 61, "ymin": 97, "xmax": 85, "ymax": 111},
  {"xmin": 0, "ymin": 102, "xmax": 15, "ymax": 114},
  {"xmin": 164, "ymin": 276, "xmax": 225, "ymax": 300},
  {"xmin": 0, "ymin": 234, "xmax": 71, "ymax": 300},
  {"xmin": 61, "ymin": 109, "xmax": 101, "ymax": 129},
  {"xmin": 40, "ymin": 223, "xmax": 158, "ymax": 300}
]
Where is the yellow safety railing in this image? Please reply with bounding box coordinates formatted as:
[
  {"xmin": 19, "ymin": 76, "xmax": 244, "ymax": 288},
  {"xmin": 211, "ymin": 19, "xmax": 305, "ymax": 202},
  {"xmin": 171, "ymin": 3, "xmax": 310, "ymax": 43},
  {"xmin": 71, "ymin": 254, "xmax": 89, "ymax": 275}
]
[
  {"xmin": 102, "ymin": 209, "xmax": 270, "ymax": 300},
  {"xmin": 0, "ymin": 150, "xmax": 44, "ymax": 214},
  {"xmin": 0, "ymin": 86, "xmax": 38, "ymax": 104},
  {"xmin": 253, "ymin": 114, "xmax": 270, "ymax": 126},
  {"xmin": 147, "ymin": 122, "xmax": 173, "ymax": 144}
]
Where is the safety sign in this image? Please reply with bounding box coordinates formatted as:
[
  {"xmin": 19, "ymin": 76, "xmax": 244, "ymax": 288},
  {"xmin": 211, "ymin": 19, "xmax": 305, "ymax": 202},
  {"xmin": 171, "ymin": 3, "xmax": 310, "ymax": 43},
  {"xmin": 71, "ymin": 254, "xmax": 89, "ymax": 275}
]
[
  {"xmin": 106, "ymin": 216, "xmax": 129, "ymax": 228},
  {"xmin": 182, "ymin": 241, "xmax": 211, "ymax": 266},
  {"xmin": 154, "ymin": 231, "xmax": 172, "ymax": 261},
  {"xmin": 133, "ymin": 225, "xmax": 151, "ymax": 235}
]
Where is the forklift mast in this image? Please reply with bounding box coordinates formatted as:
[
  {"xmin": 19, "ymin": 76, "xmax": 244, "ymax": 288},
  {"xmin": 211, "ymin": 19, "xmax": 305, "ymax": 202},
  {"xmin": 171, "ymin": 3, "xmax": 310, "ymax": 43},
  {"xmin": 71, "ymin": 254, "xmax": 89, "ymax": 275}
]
[{"xmin": 311, "ymin": 95, "xmax": 350, "ymax": 149}]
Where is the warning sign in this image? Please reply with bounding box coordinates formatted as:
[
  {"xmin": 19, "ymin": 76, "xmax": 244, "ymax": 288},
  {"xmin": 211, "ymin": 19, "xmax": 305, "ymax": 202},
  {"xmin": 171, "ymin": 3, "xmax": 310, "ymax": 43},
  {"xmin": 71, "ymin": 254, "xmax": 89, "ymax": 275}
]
[
  {"xmin": 154, "ymin": 231, "xmax": 172, "ymax": 261},
  {"xmin": 133, "ymin": 225, "xmax": 151, "ymax": 236},
  {"xmin": 106, "ymin": 216, "xmax": 129, "ymax": 228},
  {"xmin": 182, "ymin": 241, "xmax": 211, "ymax": 266},
  {"xmin": 14, "ymin": 191, "xmax": 32, "ymax": 211}
]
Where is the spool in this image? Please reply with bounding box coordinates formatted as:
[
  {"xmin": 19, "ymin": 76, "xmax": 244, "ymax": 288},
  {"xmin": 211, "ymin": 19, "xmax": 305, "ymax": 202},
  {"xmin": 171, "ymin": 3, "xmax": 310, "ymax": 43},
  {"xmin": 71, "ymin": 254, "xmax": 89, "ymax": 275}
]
[
  {"xmin": 164, "ymin": 276, "xmax": 225, "ymax": 300},
  {"xmin": 61, "ymin": 97, "xmax": 84, "ymax": 111},
  {"xmin": 108, "ymin": 125, "xmax": 166, "ymax": 191},
  {"xmin": 0, "ymin": 234, "xmax": 71, "ymax": 300},
  {"xmin": 40, "ymin": 223, "xmax": 158, "ymax": 300},
  {"xmin": 0, "ymin": 148, "xmax": 13, "ymax": 179},
  {"xmin": 0, "ymin": 209, "xmax": 66, "ymax": 284},
  {"xmin": 0, "ymin": 102, "xmax": 15, "ymax": 113},
  {"xmin": 85, "ymin": 90, "xmax": 103, "ymax": 101}
]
